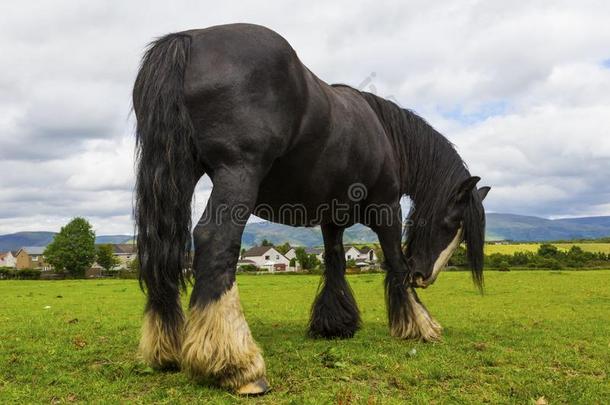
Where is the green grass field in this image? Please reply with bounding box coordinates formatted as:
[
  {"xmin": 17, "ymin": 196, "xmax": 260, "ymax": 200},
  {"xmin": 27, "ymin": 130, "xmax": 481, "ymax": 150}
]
[
  {"xmin": 1, "ymin": 271, "xmax": 609, "ymax": 404},
  {"xmin": 484, "ymin": 243, "xmax": 610, "ymax": 255},
  {"xmin": 351, "ymin": 242, "xmax": 610, "ymax": 255}
]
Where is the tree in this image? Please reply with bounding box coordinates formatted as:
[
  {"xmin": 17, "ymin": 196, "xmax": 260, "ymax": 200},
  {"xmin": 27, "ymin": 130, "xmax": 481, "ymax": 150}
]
[
  {"xmin": 96, "ymin": 244, "xmax": 120, "ymax": 272},
  {"xmin": 538, "ymin": 243, "xmax": 559, "ymax": 258},
  {"xmin": 448, "ymin": 245, "xmax": 468, "ymax": 267},
  {"xmin": 294, "ymin": 247, "xmax": 320, "ymax": 270},
  {"xmin": 374, "ymin": 246, "xmax": 384, "ymax": 265},
  {"xmin": 498, "ymin": 260, "xmax": 511, "ymax": 272},
  {"xmin": 44, "ymin": 217, "xmax": 96, "ymax": 278},
  {"xmin": 127, "ymin": 257, "xmax": 140, "ymax": 273},
  {"xmin": 275, "ymin": 242, "xmax": 291, "ymax": 255},
  {"xmin": 261, "ymin": 239, "xmax": 273, "ymax": 246},
  {"xmin": 238, "ymin": 264, "xmax": 259, "ymax": 272}
]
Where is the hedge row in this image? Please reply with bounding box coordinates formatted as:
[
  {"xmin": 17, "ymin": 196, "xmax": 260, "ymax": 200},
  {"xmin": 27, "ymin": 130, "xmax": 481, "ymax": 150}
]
[{"xmin": 0, "ymin": 267, "xmax": 42, "ymax": 280}]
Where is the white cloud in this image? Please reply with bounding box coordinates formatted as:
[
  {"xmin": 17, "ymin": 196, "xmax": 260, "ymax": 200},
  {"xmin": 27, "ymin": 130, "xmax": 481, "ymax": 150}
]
[{"xmin": 1, "ymin": 0, "xmax": 610, "ymax": 234}]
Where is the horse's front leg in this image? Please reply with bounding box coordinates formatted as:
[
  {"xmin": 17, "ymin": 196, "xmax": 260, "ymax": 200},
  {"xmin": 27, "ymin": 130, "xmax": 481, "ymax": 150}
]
[
  {"xmin": 181, "ymin": 168, "xmax": 268, "ymax": 394},
  {"xmin": 309, "ymin": 223, "xmax": 361, "ymax": 338},
  {"xmin": 374, "ymin": 222, "xmax": 442, "ymax": 341}
]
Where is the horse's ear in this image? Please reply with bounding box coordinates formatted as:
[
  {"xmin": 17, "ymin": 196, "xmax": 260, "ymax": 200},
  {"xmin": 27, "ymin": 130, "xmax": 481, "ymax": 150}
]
[
  {"xmin": 444, "ymin": 176, "xmax": 480, "ymax": 227},
  {"xmin": 478, "ymin": 186, "xmax": 491, "ymax": 201},
  {"xmin": 454, "ymin": 176, "xmax": 480, "ymax": 204}
]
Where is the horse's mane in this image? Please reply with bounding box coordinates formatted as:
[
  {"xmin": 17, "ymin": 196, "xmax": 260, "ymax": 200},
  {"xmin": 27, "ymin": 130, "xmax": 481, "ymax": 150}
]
[{"xmin": 353, "ymin": 89, "xmax": 485, "ymax": 289}]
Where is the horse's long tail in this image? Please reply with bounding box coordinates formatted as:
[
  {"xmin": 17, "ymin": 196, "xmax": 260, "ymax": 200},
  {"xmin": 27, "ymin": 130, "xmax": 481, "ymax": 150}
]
[{"xmin": 133, "ymin": 33, "xmax": 198, "ymax": 306}]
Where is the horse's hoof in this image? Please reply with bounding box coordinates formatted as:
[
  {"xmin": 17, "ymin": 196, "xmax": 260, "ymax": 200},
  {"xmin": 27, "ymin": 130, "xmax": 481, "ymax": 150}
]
[{"xmin": 236, "ymin": 377, "xmax": 270, "ymax": 395}]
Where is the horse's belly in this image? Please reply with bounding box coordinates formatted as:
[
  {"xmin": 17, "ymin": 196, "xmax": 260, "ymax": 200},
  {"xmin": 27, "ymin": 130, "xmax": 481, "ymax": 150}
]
[{"xmin": 253, "ymin": 161, "xmax": 373, "ymax": 227}]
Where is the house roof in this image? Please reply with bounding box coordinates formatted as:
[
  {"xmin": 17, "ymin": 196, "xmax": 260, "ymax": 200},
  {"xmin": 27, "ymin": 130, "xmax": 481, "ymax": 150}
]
[
  {"xmin": 242, "ymin": 246, "xmax": 274, "ymax": 257},
  {"xmin": 112, "ymin": 244, "xmax": 137, "ymax": 254},
  {"xmin": 305, "ymin": 247, "xmax": 324, "ymax": 255},
  {"xmin": 344, "ymin": 245, "xmax": 374, "ymax": 254},
  {"xmin": 237, "ymin": 259, "xmax": 256, "ymax": 265},
  {"xmin": 22, "ymin": 246, "xmax": 46, "ymax": 255}
]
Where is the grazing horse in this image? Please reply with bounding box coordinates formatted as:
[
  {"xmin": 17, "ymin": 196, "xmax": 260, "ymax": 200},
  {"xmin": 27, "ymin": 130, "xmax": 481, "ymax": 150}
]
[{"xmin": 133, "ymin": 23, "xmax": 490, "ymax": 394}]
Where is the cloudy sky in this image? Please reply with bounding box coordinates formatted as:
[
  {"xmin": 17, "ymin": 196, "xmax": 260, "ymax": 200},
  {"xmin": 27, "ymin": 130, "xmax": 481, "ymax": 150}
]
[{"xmin": 1, "ymin": 0, "xmax": 609, "ymax": 235}]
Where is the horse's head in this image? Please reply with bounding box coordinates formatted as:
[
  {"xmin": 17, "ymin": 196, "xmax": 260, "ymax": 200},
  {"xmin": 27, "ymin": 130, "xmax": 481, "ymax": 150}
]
[{"xmin": 406, "ymin": 176, "xmax": 490, "ymax": 289}]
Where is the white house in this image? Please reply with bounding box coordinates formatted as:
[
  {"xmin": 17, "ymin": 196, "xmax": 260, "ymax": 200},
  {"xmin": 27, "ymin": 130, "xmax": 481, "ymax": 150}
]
[
  {"xmin": 344, "ymin": 246, "xmax": 361, "ymax": 262},
  {"xmin": 286, "ymin": 245, "xmax": 377, "ymax": 267},
  {"xmin": 345, "ymin": 245, "xmax": 378, "ymax": 266},
  {"xmin": 305, "ymin": 247, "xmax": 324, "ymax": 263},
  {"xmin": 356, "ymin": 246, "xmax": 377, "ymax": 262},
  {"xmin": 284, "ymin": 247, "xmax": 324, "ymax": 265},
  {"xmin": 0, "ymin": 251, "xmax": 16, "ymax": 268},
  {"xmin": 111, "ymin": 244, "xmax": 137, "ymax": 268},
  {"xmin": 241, "ymin": 246, "xmax": 290, "ymax": 272},
  {"xmin": 284, "ymin": 248, "xmax": 297, "ymax": 261}
]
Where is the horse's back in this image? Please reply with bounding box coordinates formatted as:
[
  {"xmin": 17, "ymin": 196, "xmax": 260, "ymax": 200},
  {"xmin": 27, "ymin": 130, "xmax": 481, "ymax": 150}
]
[
  {"xmin": 182, "ymin": 24, "xmax": 301, "ymax": 101},
  {"xmin": 179, "ymin": 24, "xmax": 310, "ymax": 166}
]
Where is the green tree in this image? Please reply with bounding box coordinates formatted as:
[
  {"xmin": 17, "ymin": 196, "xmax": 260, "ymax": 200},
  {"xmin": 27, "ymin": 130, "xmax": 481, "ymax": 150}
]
[
  {"xmin": 275, "ymin": 242, "xmax": 291, "ymax": 255},
  {"xmin": 127, "ymin": 257, "xmax": 140, "ymax": 273},
  {"xmin": 261, "ymin": 239, "xmax": 272, "ymax": 246},
  {"xmin": 538, "ymin": 243, "xmax": 559, "ymax": 258},
  {"xmin": 44, "ymin": 217, "xmax": 96, "ymax": 278},
  {"xmin": 96, "ymin": 244, "xmax": 120, "ymax": 272},
  {"xmin": 295, "ymin": 247, "xmax": 320, "ymax": 270},
  {"xmin": 374, "ymin": 246, "xmax": 384, "ymax": 265},
  {"xmin": 448, "ymin": 245, "xmax": 468, "ymax": 267},
  {"xmin": 238, "ymin": 264, "xmax": 259, "ymax": 272}
]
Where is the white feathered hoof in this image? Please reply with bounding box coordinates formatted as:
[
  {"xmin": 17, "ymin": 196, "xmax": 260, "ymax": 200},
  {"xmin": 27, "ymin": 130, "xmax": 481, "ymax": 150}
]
[
  {"xmin": 236, "ymin": 377, "xmax": 270, "ymax": 395},
  {"xmin": 390, "ymin": 287, "xmax": 443, "ymax": 342}
]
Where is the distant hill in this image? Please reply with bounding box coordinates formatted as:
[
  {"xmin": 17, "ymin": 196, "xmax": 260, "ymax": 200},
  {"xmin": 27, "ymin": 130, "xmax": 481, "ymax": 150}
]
[
  {"xmin": 241, "ymin": 213, "xmax": 610, "ymax": 246},
  {"xmin": 486, "ymin": 213, "xmax": 610, "ymax": 242},
  {"xmin": 0, "ymin": 232, "xmax": 57, "ymax": 251},
  {"xmin": 0, "ymin": 232, "xmax": 133, "ymax": 252},
  {"xmin": 95, "ymin": 235, "xmax": 135, "ymax": 244},
  {"xmin": 1, "ymin": 213, "xmax": 609, "ymax": 251},
  {"xmin": 241, "ymin": 222, "xmax": 376, "ymax": 247}
]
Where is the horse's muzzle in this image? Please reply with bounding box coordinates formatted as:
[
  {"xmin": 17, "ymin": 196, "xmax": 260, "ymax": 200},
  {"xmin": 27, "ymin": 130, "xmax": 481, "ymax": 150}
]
[{"xmin": 411, "ymin": 273, "xmax": 437, "ymax": 289}]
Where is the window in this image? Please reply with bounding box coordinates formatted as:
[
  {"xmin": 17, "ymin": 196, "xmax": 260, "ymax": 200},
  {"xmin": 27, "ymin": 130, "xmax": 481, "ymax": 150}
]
[
  {"xmin": 264, "ymin": 255, "xmax": 270, "ymax": 260},
  {"xmin": 276, "ymin": 255, "xmax": 280, "ymax": 260}
]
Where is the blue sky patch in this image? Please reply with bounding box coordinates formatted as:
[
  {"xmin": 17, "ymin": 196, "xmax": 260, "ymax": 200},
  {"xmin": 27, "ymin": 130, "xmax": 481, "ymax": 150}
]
[{"xmin": 439, "ymin": 100, "xmax": 509, "ymax": 125}]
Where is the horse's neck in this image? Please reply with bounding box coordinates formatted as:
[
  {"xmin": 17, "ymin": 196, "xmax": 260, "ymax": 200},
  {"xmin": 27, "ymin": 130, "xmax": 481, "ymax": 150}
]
[
  {"xmin": 358, "ymin": 91, "xmax": 467, "ymax": 199},
  {"xmin": 399, "ymin": 111, "xmax": 467, "ymax": 201}
]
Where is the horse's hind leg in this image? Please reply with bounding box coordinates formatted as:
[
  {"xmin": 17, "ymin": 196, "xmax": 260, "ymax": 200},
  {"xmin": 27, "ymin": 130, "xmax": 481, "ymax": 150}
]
[
  {"xmin": 181, "ymin": 168, "xmax": 268, "ymax": 394},
  {"xmin": 140, "ymin": 279, "xmax": 184, "ymax": 370},
  {"xmin": 309, "ymin": 223, "xmax": 361, "ymax": 338},
  {"xmin": 374, "ymin": 222, "xmax": 442, "ymax": 341}
]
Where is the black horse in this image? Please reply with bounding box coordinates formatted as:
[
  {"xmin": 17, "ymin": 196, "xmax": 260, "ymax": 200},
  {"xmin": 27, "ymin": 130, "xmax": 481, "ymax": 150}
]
[{"xmin": 133, "ymin": 23, "xmax": 489, "ymax": 394}]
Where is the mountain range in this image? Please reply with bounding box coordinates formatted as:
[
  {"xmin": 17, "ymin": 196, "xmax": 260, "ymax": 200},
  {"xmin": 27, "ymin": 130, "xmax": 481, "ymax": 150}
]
[{"xmin": 1, "ymin": 213, "xmax": 609, "ymax": 251}]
